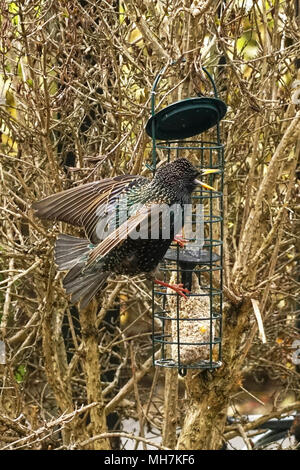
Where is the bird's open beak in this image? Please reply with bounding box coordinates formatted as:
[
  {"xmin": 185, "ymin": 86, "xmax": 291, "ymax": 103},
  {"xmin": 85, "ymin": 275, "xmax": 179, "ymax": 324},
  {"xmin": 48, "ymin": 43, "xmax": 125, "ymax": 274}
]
[{"xmin": 194, "ymin": 169, "xmax": 219, "ymax": 191}]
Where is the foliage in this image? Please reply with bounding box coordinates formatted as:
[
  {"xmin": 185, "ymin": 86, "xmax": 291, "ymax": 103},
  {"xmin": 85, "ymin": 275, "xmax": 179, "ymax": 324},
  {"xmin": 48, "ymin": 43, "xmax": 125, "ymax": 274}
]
[{"xmin": 0, "ymin": 0, "xmax": 299, "ymax": 450}]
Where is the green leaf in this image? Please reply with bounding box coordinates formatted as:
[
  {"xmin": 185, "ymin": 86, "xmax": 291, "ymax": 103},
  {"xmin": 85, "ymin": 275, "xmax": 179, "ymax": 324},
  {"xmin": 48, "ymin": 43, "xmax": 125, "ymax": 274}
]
[{"xmin": 15, "ymin": 364, "xmax": 27, "ymax": 383}]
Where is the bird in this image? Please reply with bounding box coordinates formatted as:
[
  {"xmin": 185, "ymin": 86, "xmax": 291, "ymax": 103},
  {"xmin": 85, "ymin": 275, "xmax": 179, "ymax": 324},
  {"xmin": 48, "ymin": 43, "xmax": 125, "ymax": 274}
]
[{"xmin": 32, "ymin": 158, "xmax": 217, "ymax": 308}]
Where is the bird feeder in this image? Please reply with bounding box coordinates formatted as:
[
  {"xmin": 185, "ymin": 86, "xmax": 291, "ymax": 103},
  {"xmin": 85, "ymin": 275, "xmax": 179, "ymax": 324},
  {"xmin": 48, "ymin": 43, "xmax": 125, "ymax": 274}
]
[{"xmin": 146, "ymin": 66, "xmax": 226, "ymax": 374}]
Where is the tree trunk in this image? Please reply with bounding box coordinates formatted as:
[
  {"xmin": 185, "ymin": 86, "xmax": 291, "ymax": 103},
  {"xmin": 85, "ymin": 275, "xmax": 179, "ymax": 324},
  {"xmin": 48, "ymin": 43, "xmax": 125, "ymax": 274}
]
[
  {"xmin": 177, "ymin": 299, "xmax": 251, "ymax": 450},
  {"xmin": 78, "ymin": 301, "xmax": 111, "ymax": 450}
]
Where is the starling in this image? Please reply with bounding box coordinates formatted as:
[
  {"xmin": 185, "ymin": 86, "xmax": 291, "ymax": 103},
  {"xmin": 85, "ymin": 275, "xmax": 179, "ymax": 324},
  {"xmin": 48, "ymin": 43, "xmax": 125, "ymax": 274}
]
[{"xmin": 32, "ymin": 158, "xmax": 217, "ymax": 308}]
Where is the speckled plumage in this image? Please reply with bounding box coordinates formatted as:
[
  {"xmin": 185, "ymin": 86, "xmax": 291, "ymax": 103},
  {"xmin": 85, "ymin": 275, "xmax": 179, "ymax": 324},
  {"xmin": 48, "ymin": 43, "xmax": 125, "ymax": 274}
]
[{"xmin": 32, "ymin": 158, "xmax": 201, "ymax": 308}]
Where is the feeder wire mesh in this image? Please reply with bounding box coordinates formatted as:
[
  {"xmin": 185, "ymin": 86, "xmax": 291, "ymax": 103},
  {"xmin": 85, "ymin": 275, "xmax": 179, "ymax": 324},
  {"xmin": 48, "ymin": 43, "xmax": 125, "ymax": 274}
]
[{"xmin": 147, "ymin": 66, "xmax": 226, "ymax": 374}]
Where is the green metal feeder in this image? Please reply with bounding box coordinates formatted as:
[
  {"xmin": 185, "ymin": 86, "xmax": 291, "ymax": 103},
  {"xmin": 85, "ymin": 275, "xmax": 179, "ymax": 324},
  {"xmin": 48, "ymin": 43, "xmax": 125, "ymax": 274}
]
[{"xmin": 147, "ymin": 66, "xmax": 226, "ymax": 374}]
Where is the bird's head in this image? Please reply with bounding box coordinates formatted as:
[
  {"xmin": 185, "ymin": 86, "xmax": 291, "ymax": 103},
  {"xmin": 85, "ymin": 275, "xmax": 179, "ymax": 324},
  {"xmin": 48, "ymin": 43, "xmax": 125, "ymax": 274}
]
[{"xmin": 154, "ymin": 158, "xmax": 218, "ymax": 201}]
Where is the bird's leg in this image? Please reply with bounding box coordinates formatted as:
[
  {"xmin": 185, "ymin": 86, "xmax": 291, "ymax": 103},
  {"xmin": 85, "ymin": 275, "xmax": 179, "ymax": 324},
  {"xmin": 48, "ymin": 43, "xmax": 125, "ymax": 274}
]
[
  {"xmin": 173, "ymin": 235, "xmax": 188, "ymax": 248},
  {"xmin": 173, "ymin": 229, "xmax": 188, "ymax": 248},
  {"xmin": 154, "ymin": 279, "xmax": 189, "ymax": 299}
]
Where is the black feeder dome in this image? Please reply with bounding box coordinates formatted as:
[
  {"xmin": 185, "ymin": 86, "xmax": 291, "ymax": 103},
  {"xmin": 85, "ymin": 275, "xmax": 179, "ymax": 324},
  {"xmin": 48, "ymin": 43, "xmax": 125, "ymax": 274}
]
[
  {"xmin": 146, "ymin": 97, "xmax": 227, "ymax": 141},
  {"xmin": 147, "ymin": 65, "xmax": 226, "ymax": 375}
]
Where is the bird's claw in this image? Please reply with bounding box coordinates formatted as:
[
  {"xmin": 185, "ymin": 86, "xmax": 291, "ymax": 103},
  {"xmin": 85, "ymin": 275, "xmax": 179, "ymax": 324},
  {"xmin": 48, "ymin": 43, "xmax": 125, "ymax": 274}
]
[
  {"xmin": 154, "ymin": 279, "xmax": 190, "ymax": 299},
  {"xmin": 169, "ymin": 283, "xmax": 190, "ymax": 299},
  {"xmin": 173, "ymin": 235, "xmax": 189, "ymax": 248}
]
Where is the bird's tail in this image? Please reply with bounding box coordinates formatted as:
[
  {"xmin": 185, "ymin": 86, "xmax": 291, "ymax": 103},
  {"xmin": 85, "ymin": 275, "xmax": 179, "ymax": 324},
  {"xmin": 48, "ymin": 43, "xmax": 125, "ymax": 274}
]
[{"xmin": 55, "ymin": 234, "xmax": 108, "ymax": 308}]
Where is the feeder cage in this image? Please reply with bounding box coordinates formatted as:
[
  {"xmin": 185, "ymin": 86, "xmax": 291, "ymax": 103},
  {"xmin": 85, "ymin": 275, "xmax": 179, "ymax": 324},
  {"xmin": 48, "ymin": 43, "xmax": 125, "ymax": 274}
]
[{"xmin": 146, "ymin": 66, "xmax": 226, "ymax": 374}]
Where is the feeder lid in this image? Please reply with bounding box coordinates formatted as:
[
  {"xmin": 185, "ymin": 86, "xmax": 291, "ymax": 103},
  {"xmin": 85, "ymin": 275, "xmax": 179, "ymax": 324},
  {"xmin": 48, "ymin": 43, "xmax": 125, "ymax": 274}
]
[
  {"xmin": 164, "ymin": 248, "xmax": 220, "ymax": 265},
  {"xmin": 146, "ymin": 97, "xmax": 227, "ymax": 140}
]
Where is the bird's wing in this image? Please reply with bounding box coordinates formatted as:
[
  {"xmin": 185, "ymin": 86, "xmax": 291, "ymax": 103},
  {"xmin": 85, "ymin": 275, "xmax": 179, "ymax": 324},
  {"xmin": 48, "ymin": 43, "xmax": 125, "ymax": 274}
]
[
  {"xmin": 32, "ymin": 175, "xmax": 148, "ymax": 242},
  {"xmin": 85, "ymin": 203, "xmax": 165, "ymax": 269}
]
